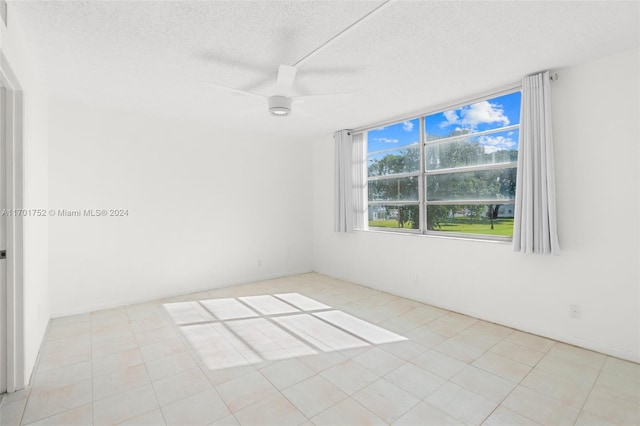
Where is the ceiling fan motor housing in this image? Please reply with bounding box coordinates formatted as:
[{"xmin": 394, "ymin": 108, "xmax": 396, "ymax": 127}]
[{"xmin": 268, "ymin": 95, "xmax": 293, "ymax": 116}]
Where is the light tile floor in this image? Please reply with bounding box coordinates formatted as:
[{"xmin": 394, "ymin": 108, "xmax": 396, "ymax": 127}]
[{"xmin": 1, "ymin": 272, "xmax": 639, "ymax": 425}]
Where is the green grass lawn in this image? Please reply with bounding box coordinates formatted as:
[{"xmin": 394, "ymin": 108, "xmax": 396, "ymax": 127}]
[
  {"xmin": 437, "ymin": 217, "xmax": 514, "ymax": 236},
  {"xmin": 369, "ymin": 219, "xmax": 416, "ymax": 229},
  {"xmin": 369, "ymin": 217, "xmax": 514, "ymax": 237}
]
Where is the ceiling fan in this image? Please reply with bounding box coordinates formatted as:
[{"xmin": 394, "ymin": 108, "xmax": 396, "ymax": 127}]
[
  {"xmin": 204, "ymin": 64, "xmax": 348, "ymax": 117},
  {"xmin": 203, "ymin": 0, "xmax": 396, "ymax": 117}
]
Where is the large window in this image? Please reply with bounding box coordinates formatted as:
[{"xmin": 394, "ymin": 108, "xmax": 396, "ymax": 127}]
[{"xmin": 365, "ymin": 90, "xmax": 521, "ymax": 239}]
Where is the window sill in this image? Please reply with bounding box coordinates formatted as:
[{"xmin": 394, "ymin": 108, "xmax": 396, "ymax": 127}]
[{"xmin": 360, "ymin": 228, "xmax": 512, "ymax": 244}]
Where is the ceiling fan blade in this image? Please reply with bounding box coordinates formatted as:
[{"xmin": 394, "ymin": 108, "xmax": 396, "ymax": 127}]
[
  {"xmin": 240, "ymin": 101, "xmax": 267, "ymax": 111},
  {"xmin": 291, "ymin": 104, "xmax": 313, "ymax": 118},
  {"xmin": 275, "ymin": 65, "xmax": 297, "ymax": 95},
  {"xmin": 203, "ymin": 82, "xmax": 266, "ymax": 100},
  {"xmin": 293, "ymin": 93, "xmax": 352, "ymax": 102}
]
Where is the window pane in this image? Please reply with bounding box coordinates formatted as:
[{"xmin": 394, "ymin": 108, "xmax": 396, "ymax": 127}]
[
  {"xmin": 367, "ymin": 119, "xmax": 420, "ymax": 153},
  {"xmin": 368, "ymin": 146, "xmax": 420, "ymax": 177},
  {"xmin": 425, "ymin": 92, "xmax": 521, "ymax": 141},
  {"xmin": 426, "ymin": 204, "xmax": 514, "ymax": 237},
  {"xmin": 369, "ymin": 176, "xmax": 419, "ymax": 202},
  {"xmin": 426, "ymin": 168, "xmax": 516, "ymax": 202},
  {"xmin": 426, "ymin": 129, "xmax": 519, "ymax": 171},
  {"xmin": 369, "ymin": 204, "xmax": 419, "ymax": 229}
]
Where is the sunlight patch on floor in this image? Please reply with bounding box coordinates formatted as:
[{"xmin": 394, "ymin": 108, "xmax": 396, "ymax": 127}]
[{"xmin": 163, "ymin": 293, "xmax": 407, "ymax": 370}]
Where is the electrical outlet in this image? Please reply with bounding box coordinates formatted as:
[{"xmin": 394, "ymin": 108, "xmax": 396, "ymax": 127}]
[{"xmin": 570, "ymin": 304, "xmax": 581, "ymax": 319}]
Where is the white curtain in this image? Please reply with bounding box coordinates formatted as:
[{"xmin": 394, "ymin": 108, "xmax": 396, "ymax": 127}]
[
  {"xmin": 334, "ymin": 130, "xmax": 366, "ymax": 232},
  {"xmin": 352, "ymin": 133, "xmax": 366, "ymax": 230},
  {"xmin": 334, "ymin": 130, "xmax": 353, "ymax": 232},
  {"xmin": 513, "ymin": 71, "xmax": 560, "ymax": 255}
]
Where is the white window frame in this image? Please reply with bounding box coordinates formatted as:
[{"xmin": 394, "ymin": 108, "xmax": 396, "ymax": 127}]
[{"xmin": 360, "ymin": 85, "xmax": 521, "ymax": 241}]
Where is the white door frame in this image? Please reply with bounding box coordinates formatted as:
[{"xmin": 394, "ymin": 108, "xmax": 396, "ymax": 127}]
[{"xmin": 0, "ymin": 50, "xmax": 25, "ymax": 393}]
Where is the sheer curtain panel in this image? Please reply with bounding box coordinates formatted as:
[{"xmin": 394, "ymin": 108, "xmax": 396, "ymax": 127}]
[
  {"xmin": 352, "ymin": 133, "xmax": 366, "ymax": 230},
  {"xmin": 513, "ymin": 71, "xmax": 560, "ymax": 255},
  {"xmin": 334, "ymin": 130, "xmax": 353, "ymax": 232}
]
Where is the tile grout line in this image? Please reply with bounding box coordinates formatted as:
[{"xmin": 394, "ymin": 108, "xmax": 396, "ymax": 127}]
[
  {"xmin": 19, "ymin": 323, "xmax": 90, "ymax": 425},
  {"xmin": 11, "ymin": 274, "xmax": 640, "ymax": 426},
  {"xmin": 497, "ymin": 338, "xmax": 586, "ymax": 425},
  {"xmin": 570, "ymin": 357, "xmax": 606, "ymax": 426},
  {"xmin": 238, "ymin": 367, "xmax": 314, "ymax": 424},
  {"xmin": 471, "ymin": 339, "xmax": 555, "ymax": 425},
  {"xmin": 90, "ymin": 308, "xmax": 95, "ymax": 426},
  {"xmin": 304, "ymin": 394, "xmax": 387, "ymax": 425},
  {"xmin": 123, "ymin": 307, "xmax": 166, "ymax": 426},
  {"xmin": 162, "ymin": 298, "xmax": 243, "ymax": 425},
  {"xmin": 90, "ymin": 347, "xmax": 94, "ymax": 426},
  {"xmin": 410, "ymin": 332, "xmax": 505, "ymax": 425}
]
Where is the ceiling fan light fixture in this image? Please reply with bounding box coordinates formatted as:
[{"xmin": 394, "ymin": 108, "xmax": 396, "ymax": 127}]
[{"xmin": 268, "ymin": 95, "xmax": 292, "ymax": 116}]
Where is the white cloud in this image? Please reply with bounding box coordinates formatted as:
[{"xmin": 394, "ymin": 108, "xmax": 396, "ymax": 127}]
[
  {"xmin": 440, "ymin": 101, "xmax": 510, "ymax": 130},
  {"xmin": 442, "ymin": 110, "xmax": 458, "ymax": 127},
  {"xmin": 374, "ymin": 137, "xmax": 399, "ymax": 144},
  {"xmin": 478, "ymin": 135, "xmax": 517, "ymax": 154},
  {"xmin": 402, "ymin": 121, "xmax": 414, "ymax": 132}
]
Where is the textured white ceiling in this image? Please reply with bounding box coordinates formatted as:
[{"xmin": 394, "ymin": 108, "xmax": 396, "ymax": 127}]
[{"xmin": 11, "ymin": 0, "xmax": 640, "ymax": 138}]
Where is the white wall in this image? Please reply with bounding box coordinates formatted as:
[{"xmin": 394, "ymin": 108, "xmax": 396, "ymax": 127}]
[
  {"xmin": 0, "ymin": 7, "xmax": 50, "ymax": 385},
  {"xmin": 312, "ymin": 48, "xmax": 640, "ymax": 362},
  {"xmin": 48, "ymin": 101, "xmax": 312, "ymax": 316}
]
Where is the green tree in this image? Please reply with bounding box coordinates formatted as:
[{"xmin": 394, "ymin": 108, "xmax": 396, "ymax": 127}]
[
  {"xmin": 368, "ymin": 147, "xmax": 420, "ymax": 229},
  {"xmin": 369, "ymin": 135, "xmax": 517, "ymax": 231},
  {"xmin": 426, "ymin": 205, "xmax": 449, "ymax": 230}
]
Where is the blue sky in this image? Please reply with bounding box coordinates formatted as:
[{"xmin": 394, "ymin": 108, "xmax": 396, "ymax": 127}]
[
  {"xmin": 367, "ymin": 118, "xmax": 420, "ymax": 153},
  {"xmin": 367, "ymin": 91, "xmax": 521, "ymax": 154}
]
